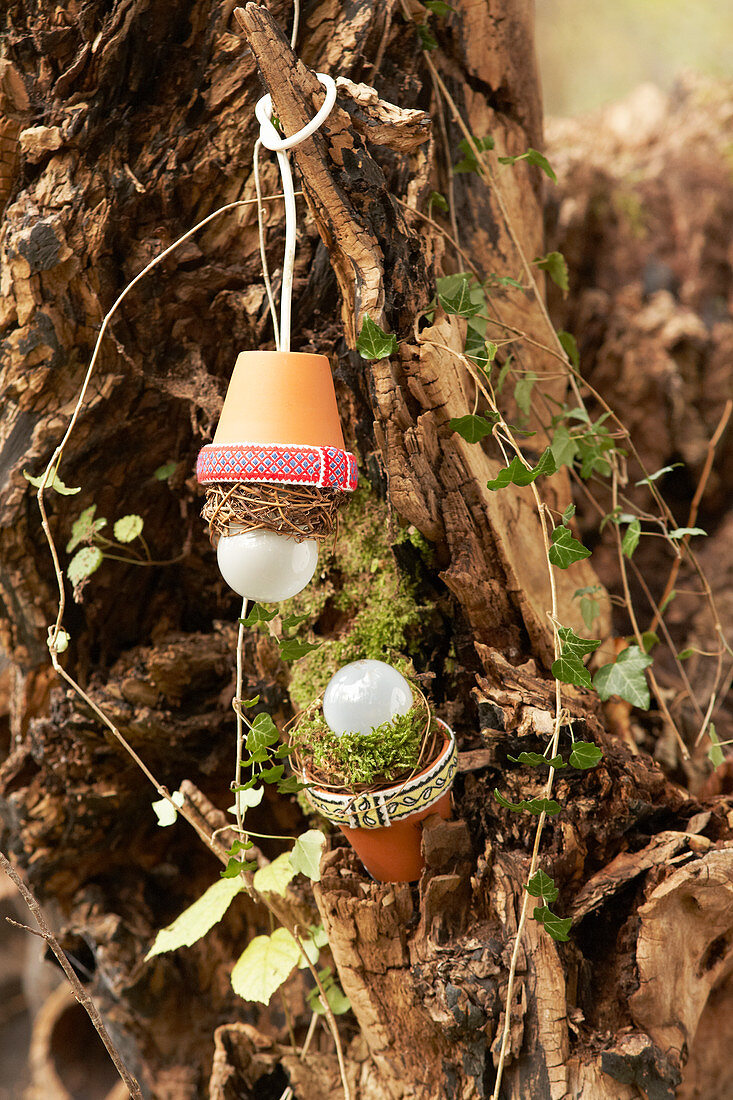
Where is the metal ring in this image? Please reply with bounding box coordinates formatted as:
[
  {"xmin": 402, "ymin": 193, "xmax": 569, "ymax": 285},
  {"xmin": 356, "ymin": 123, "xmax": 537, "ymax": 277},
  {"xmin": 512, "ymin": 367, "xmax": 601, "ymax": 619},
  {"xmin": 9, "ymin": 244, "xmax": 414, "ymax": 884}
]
[{"xmin": 255, "ymin": 73, "xmax": 337, "ymax": 152}]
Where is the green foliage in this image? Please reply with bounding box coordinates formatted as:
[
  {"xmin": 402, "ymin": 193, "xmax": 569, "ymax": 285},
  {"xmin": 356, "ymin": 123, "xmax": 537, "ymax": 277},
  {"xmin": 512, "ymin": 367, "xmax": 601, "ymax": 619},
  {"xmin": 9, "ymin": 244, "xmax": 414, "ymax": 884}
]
[
  {"xmin": 497, "ymin": 148, "xmax": 557, "ymax": 183},
  {"xmin": 24, "ymin": 468, "xmax": 80, "ymax": 495},
  {"xmin": 453, "ymin": 135, "xmax": 494, "ymax": 174},
  {"xmin": 569, "ymin": 741, "xmax": 604, "ymax": 769},
  {"xmin": 514, "ymin": 371, "xmax": 538, "ymax": 417},
  {"xmin": 494, "ymin": 789, "xmax": 561, "ymax": 816},
  {"xmin": 425, "ymin": 0, "xmax": 454, "ymax": 13},
  {"xmin": 67, "ymin": 546, "xmax": 104, "ymax": 586},
  {"xmin": 465, "ymin": 325, "xmax": 497, "ymax": 369},
  {"xmin": 486, "ymin": 447, "xmax": 556, "ymax": 491},
  {"xmin": 622, "ymin": 518, "xmax": 641, "ymax": 559},
  {"xmin": 66, "ymin": 505, "xmax": 107, "ymax": 552},
  {"xmin": 152, "ymin": 790, "xmax": 184, "ymax": 827},
  {"xmin": 289, "ymin": 830, "xmax": 326, "ymax": 882},
  {"xmin": 278, "ymin": 637, "xmax": 322, "ymax": 661},
  {"xmin": 231, "ymin": 928, "xmax": 301, "ymax": 1005},
  {"xmin": 534, "ymin": 251, "xmax": 569, "ymax": 293},
  {"xmin": 253, "ymin": 852, "xmax": 296, "ymax": 896},
  {"xmin": 308, "ymin": 967, "xmax": 352, "ymax": 1016},
  {"xmin": 416, "ymin": 21, "xmax": 438, "ymax": 50},
  {"xmin": 449, "ymin": 413, "xmax": 498, "ymax": 443},
  {"xmin": 428, "ymin": 190, "xmax": 448, "ymax": 214},
  {"xmin": 154, "ymin": 461, "xmax": 178, "ymax": 481},
  {"xmin": 707, "ymin": 724, "xmax": 724, "ymax": 769},
  {"xmin": 667, "ymin": 527, "xmax": 707, "ymax": 540},
  {"xmin": 114, "ymin": 514, "xmax": 144, "ymax": 543},
  {"xmin": 507, "ymin": 752, "xmax": 565, "ymax": 768},
  {"xmin": 145, "ymin": 877, "xmax": 242, "ymax": 960},
  {"xmin": 593, "ymin": 645, "xmax": 653, "ymax": 709},
  {"xmin": 240, "ymin": 603, "xmax": 278, "ymax": 626},
  {"xmin": 532, "ymin": 906, "xmax": 572, "ymax": 942},
  {"xmin": 526, "ymin": 869, "xmax": 559, "ymax": 905},
  {"xmin": 635, "ymin": 463, "xmax": 683, "ymax": 486},
  {"xmin": 573, "ymin": 585, "xmax": 602, "ymax": 631},
  {"xmin": 291, "ymin": 703, "xmax": 428, "ymax": 788},
  {"xmin": 438, "ymin": 276, "xmax": 482, "ymax": 318},
  {"xmin": 557, "ymin": 330, "xmax": 579, "ymax": 368},
  {"xmin": 356, "ymin": 315, "xmax": 399, "ymax": 360},
  {"xmin": 548, "ymin": 525, "xmax": 591, "ymax": 568}
]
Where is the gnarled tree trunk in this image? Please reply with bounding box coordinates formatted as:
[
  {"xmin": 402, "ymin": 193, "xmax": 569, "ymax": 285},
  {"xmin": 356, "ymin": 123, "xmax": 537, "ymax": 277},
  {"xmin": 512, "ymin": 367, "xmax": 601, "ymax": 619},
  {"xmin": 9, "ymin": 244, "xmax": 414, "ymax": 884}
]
[{"xmin": 1, "ymin": 2, "xmax": 731, "ymax": 1098}]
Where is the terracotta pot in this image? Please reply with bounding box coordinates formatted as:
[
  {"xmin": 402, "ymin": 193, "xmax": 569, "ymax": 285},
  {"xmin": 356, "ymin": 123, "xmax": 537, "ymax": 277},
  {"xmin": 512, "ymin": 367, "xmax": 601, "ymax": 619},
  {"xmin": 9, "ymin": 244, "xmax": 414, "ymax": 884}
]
[
  {"xmin": 213, "ymin": 351, "xmax": 345, "ymax": 448},
  {"xmin": 303, "ymin": 721, "xmax": 457, "ymax": 883}
]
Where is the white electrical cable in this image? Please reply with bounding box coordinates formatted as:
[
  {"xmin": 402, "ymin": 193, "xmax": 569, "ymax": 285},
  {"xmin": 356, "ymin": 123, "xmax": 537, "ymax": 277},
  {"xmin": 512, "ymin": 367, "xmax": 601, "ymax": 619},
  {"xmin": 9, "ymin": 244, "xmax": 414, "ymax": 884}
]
[{"xmin": 253, "ymin": 72, "xmax": 336, "ymax": 353}]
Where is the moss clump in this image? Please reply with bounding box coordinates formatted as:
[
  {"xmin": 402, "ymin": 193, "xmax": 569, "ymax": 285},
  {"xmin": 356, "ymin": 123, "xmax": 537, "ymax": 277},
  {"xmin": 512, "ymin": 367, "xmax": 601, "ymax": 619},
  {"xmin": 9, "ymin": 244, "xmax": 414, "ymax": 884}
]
[
  {"xmin": 282, "ymin": 480, "xmax": 434, "ymax": 710},
  {"xmin": 291, "ymin": 703, "xmax": 430, "ymax": 789}
]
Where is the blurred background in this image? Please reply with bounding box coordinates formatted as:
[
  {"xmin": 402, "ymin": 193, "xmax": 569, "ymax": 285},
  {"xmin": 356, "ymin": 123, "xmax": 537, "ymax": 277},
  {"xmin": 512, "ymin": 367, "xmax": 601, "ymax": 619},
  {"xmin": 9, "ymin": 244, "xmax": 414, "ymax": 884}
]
[{"xmin": 536, "ymin": 0, "xmax": 733, "ymax": 115}]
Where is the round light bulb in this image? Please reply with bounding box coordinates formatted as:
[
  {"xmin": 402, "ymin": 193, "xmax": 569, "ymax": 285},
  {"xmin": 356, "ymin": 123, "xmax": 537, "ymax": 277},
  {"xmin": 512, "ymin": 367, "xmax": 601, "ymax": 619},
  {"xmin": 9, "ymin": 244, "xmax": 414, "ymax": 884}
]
[
  {"xmin": 323, "ymin": 659, "xmax": 414, "ymax": 737},
  {"xmin": 217, "ymin": 528, "xmax": 318, "ymax": 602}
]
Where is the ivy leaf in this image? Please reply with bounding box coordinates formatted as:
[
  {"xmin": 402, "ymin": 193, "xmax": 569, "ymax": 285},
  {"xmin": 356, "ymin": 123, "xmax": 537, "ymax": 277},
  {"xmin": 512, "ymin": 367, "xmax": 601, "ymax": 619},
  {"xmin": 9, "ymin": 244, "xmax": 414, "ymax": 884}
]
[
  {"xmin": 622, "ymin": 518, "xmax": 641, "ymax": 559},
  {"xmin": 228, "ymin": 785, "xmax": 265, "ymax": 818},
  {"xmin": 51, "ymin": 627, "xmax": 70, "ymax": 654},
  {"xmin": 534, "ymin": 251, "xmax": 569, "ymax": 293},
  {"xmin": 580, "ymin": 597, "xmax": 600, "ymax": 631},
  {"xmin": 486, "ymin": 447, "xmax": 556, "ymax": 491},
  {"xmin": 24, "ymin": 468, "xmax": 81, "ymax": 495},
  {"xmin": 67, "ymin": 546, "xmax": 104, "ymax": 587},
  {"xmin": 260, "ymin": 764, "xmax": 284, "ymax": 784},
  {"xmin": 416, "ymin": 21, "xmax": 438, "ymax": 50},
  {"xmin": 557, "ymin": 330, "xmax": 579, "ymax": 368},
  {"xmin": 677, "ymin": 647, "xmax": 695, "ymax": 661},
  {"xmin": 489, "ymin": 273, "xmax": 525, "ymax": 290},
  {"xmin": 66, "ymin": 505, "xmax": 108, "ymax": 553},
  {"xmin": 428, "ymin": 190, "xmax": 449, "ymax": 213},
  {"xmin": 240, "ymin": 603, "xmax": 277, "ymax": 627},
  {"xmin": 425, "ymin": 0, "xmax": 454, "ymax": 13},
  {"xmin": 278, "ymin": 637, "xmax": 322, "ymax": 661},
  {"xmin": 453, "ymin": 135, "xmax": 494, "ymax": 174},
  {"xmin": 551, "ymin": 425, "xmax": 578, "ymax": 470},
  {"xmin": 253, "ymin": 852, "xmax": 296, "ymax": 896},
  {"xmin": 667, "ymin": 527, "xmax": 707, "ymax": 540},
  {"xmin": 640, "ymin": 631, "xmax": 660, "ymax": 654},
  {"xmin": 114, "ymin": 514, "xmax": 144, "ymax": 543},
  {"xmin": 533, "ymin": 906, "xmax": 572, "ymax": 942},
  {"xmin": 707, "ymin": 724, "xmax": 724, "ymax": 769},
  {"xmin": 551, "ymin": 651, "xmax": 592, "ymax": 689},
  {"xmin": 494, "ymin": 789, "xmax": 561, "ymax": 815},
  {"xmin": 569, "ymin": 741, "xmax": 604, "ymax": 769},
  {"xmin": 593, "ymin": 645, "xmax": 653, "ymax": 709},
  {"xmin": 557, "ymin": 626, "xmax": 601, "ymax": 659},
  {"xmin": 438, "ymin": 276, "xmax": 482, "ymax": 318},
  {"xmin": 231, "ymin": 928, "xmax": 300, "ymax": 1005},
  {"xmin": 277, "ymin": 774, "xmax": 307, "ymax": 794},
  {"xmin": 356, "ymin": 315, "xmax": 398, "ymax": 360},
  {"xmin": 514, "ymin": 371, "xmax": 537, "ymax": 416},
  {"xmin": 308, "ymin": 968, "xmax": 352, "ymax": 1016},
  {"xmin": 562, "ymin": 503, "xmax": 576, "ymax": 524},
  {"xmin": 145, "ymin": 876, "xmax": 242, "ymax": 959},
  {"xmin": 280, "ymin": 612, "xmax": 311, "ymax": 631},
  {"xmin": 635, "ymin": 463, "xmax": 683, "ymax": 486},
  {"xmin": 225, "ymin": 839, "xmax": 254, "ymax": 858},
  {"xmin": 659, "ymin": 590, "xmax": 677, "ymax": 614},
  {"xmin": 290, "ymin": 829, "xmax": 326, "ymax": 881},
  {"xmin": 154, "ymin": 461, "xmax": 178, "ymax": 481},
  {"xmin": 152, "ymin": 790, "xmax": 184, "ymax": 827},
  {"xmin": 449, "ymin": 413, "xmax": 497, "ymax": 444},
  {"xmin": 498, "ymin": 148, "xmax": 557, "ymax": 184},
  {"xmin": 246, "ymin": 712, "xmax": 279, "ymax": 754},
  {"xmin": 507, "ymin": 752, "xmax": 565, "ymax": 768},
  {"xmin": 465, "ymin": 325, "xmax": 496, "ymax": 370},
  {"xmin": 548, "ymin": 525, "xmax": 591, "ymax": 569},
  {"xmin": 220, "ymin": 856, "xmax": 258, "ymax": 878},
  {"xmin": 526, "ymin": 869, "xmax": 559, "ymax": 905}
]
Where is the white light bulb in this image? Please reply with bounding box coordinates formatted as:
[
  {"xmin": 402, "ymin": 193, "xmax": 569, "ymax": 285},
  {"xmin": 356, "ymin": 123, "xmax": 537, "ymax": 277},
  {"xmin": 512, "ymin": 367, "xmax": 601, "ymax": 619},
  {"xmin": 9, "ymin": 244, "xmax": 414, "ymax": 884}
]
[
  {"xmin": 217, "ymin": 528, "xmax": 318, "ymax": 602},
  {"xmin": 323, "ymin": 659, "xmax": 414, "ymax": 737}
]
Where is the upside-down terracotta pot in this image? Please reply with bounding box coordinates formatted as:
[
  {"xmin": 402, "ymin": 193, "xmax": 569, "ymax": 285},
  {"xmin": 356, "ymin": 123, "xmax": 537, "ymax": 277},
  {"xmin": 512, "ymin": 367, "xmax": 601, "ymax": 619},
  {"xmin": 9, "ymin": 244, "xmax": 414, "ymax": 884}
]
[
  {"xmin": 196, "ymin": 351, "xmax": 358, "ymax": 493},
  {"xmin": 303, "ymin": 721, "xmax": 457, "ymax": 882}
]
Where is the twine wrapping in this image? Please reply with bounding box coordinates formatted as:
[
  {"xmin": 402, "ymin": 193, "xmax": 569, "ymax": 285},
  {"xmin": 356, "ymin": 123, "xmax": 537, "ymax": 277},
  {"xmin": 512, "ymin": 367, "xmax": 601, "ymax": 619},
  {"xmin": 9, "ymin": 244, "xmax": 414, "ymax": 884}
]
[{"xmin": 202, "ymin": 481, "xmax": 347, "ymax": 542}]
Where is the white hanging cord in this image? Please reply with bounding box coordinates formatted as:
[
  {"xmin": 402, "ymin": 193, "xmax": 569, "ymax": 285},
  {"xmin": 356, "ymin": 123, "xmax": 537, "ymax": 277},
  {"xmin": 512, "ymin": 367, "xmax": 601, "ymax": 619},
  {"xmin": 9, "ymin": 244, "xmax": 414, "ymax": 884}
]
[{"xmin": 253, "ymin": 72, "xmax": 336, "ymax": 353}]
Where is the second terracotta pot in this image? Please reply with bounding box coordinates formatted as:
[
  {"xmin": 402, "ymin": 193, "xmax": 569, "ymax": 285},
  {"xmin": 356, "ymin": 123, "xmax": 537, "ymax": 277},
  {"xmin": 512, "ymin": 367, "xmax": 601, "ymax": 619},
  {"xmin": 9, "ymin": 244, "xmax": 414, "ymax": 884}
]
[{"xmin": 303, "ymin": 721, "xmax": 457, "ymax": 883}]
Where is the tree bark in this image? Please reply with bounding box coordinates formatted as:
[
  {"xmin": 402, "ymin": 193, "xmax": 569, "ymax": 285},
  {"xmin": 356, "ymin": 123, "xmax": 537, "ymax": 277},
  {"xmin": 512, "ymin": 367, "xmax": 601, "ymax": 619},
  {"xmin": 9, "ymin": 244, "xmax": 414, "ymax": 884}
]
[{"xmin": 1, "ymin": 2, "xmax": 731, "ymax": 1099}]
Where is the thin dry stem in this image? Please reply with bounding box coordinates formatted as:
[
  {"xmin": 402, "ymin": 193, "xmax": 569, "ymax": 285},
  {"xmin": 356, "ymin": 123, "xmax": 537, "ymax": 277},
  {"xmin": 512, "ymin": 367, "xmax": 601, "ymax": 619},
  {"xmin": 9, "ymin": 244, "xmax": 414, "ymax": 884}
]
[{"xmin": 0, "ymin": 850, "xmax": 143, "ymax": 1100}]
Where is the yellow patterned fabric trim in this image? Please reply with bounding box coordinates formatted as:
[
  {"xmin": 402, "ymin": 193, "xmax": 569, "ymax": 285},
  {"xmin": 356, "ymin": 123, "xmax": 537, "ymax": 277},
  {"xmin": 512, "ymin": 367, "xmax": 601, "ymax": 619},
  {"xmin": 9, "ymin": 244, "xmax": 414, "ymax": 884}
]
[{"xmin": 303, "ymin": 721, "xmax": 457, "ymax": 830}]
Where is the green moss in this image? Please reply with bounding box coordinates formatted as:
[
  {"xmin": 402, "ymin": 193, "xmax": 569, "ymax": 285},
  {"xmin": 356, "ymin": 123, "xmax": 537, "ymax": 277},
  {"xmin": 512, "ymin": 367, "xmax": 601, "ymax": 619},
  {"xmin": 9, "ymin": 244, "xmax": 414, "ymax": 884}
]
[
  {"xmin": 283, "ymin": 479, "xmax": 433, "ymax": 710},
  {"xmin": 291, "ymin": 703, "xmax": 429, "ymax": 787}
]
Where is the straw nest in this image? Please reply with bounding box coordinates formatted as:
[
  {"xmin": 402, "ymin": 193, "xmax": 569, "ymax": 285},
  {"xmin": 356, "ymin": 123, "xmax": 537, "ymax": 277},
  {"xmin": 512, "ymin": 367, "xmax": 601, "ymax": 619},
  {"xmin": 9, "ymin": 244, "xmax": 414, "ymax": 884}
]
[{"xmin": 202, "ymin": 481, "xmax": 348, "ymax": 543}]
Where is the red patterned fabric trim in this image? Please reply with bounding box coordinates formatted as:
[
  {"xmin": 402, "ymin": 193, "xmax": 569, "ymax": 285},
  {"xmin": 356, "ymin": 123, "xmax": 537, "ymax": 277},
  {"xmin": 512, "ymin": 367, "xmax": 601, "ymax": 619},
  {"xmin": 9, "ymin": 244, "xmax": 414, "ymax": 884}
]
[{"xmin": 196, "ymin": 443, "xmax": 358, "ymax": 492}]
